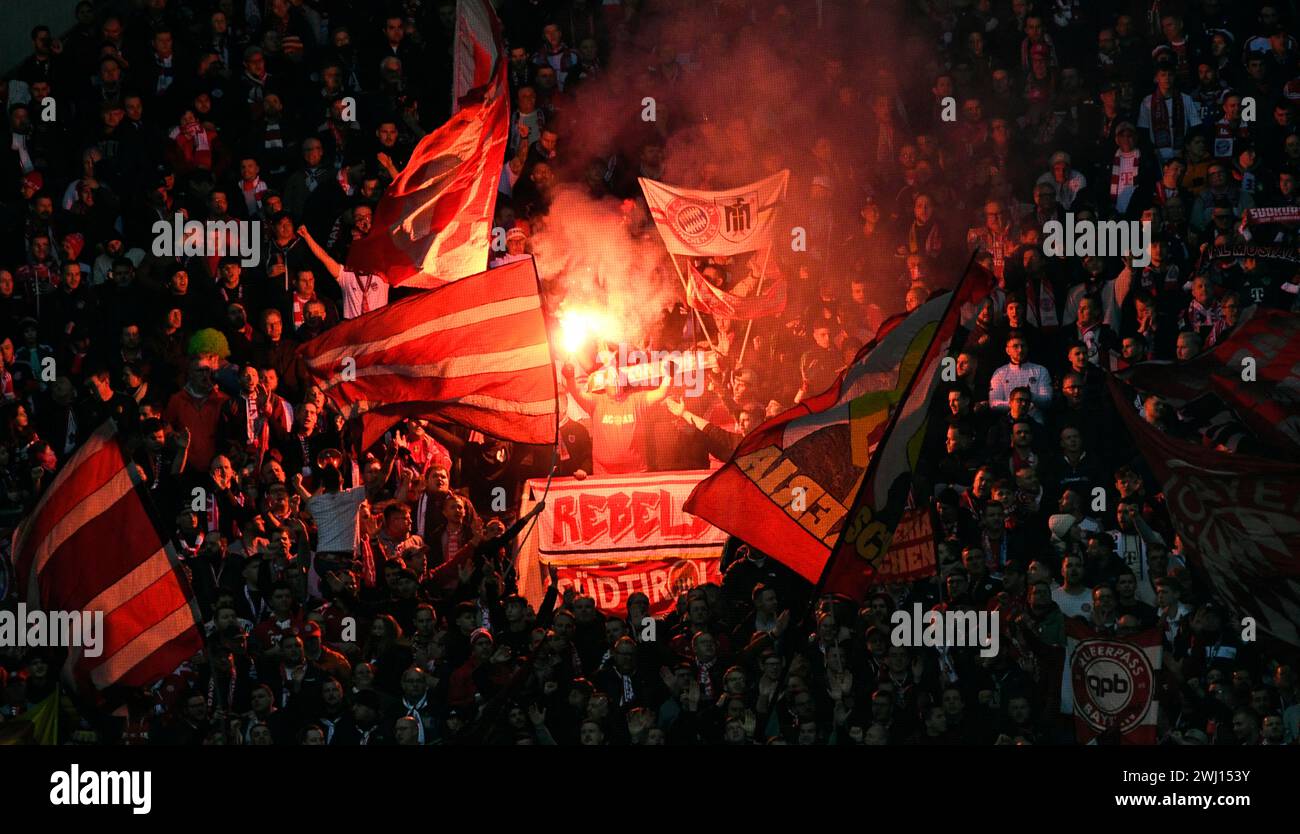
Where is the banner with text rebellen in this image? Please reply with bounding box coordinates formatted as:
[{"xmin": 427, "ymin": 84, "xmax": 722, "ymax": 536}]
[{"xmin": 517, "ymin": 471, "xmax": 726, "ymax": 616}]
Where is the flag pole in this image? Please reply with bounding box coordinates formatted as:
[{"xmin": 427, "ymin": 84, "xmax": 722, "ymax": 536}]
[
  {"xmin": 735, "ymin": 241, "xmax": 772, "ymax": 369},
  {"xmin": 669, "ymin": 254, "xmax": 719, "ymax": 352}
]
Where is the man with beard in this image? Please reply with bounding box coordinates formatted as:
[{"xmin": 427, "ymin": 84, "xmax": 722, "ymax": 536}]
[
  {"xmin": 243, "ymin": 92, "xmax": 297, "ymax": 183},
  {"xmin": 507, "ymin": 45, "xmax": 537, "ymax": 98},
  {"xmin": 1115, "ymin": 569, "xmax": 1158, "ymax": 627},
  {"xmin": 275, "ymin": 401, "xmax": 325, "ymax": 480},
  {"xmin": 1051, "ymin": 555, "xmax": 1092, "ymax": 618},
  {"xmin": 312, "ymin": 676, "xmax": 349, "ymax": 744},
  {"xmin": 334, "ymin": 688, "xmax": 389, "ymax": 745},
  {"xmin": 283, "ymin": 138, "xmax": 346, "ymax": 238},
  {"xmin": 1080, "ymin": 532, "xmax": 1127, "ymax": 589},
  {"xmin": 251, "ymin": 309, "xmax": 306, "ymax": 401},
  {"xmin": 1021, "ymin": 580, "xmax": 1065, "ymax": 648},
  {"xmin": 1108, "ymin": 499, "xmax": 1167, "ymax": 585}
]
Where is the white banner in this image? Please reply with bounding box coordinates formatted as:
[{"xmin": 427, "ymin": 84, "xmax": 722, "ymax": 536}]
[{"xmin": 640, "ymin": 171, "xmax": 789, "ymax": 256}]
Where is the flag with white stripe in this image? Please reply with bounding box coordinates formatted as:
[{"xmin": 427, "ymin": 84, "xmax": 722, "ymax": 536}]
[
  {"xmin": 10, "ymin": 423, "xmax": 203, "ymax": 695},
  {"xmin": 453, "ymin": 0, "xmax": 502, "ymax": 111},
  {"xmin": 298, "ymin": 258, "xmax": 559, "ymax": 449},
  {"xmin": 345, "ymin": 0, "xmax": 508, "ymax": 288}
]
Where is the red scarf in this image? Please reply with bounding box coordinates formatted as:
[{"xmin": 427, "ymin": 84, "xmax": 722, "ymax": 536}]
[{"xmin": 1150, "ymin": 91, "xmax": 1186, "ymax": 149}]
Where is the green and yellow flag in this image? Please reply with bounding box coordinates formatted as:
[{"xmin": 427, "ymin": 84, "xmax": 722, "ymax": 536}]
[{"xmin": 0, "ymin": 687, "xmax": 61, "ymax": 745}]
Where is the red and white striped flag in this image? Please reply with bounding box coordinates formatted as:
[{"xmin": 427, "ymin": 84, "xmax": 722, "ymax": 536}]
[
  {"xmin": 345, "ymin": 0, "xmax": 509, "ymax": 288},
  {"xmin": 453, "ymin": 0, "xmax": 503, "ymax": 110},
  {"xmin": 685, "ymin": 262, "xmax": 788, "ymax": 320},
  {"xmin": 10, "ymin": 423, "xmax": 203, "ymax": 695},
  {"xmin": 298, "ymin": 258, "xmax": 559, "ymax": 450}
]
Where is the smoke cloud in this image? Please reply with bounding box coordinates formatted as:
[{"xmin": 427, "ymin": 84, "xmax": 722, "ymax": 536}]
[{"xmin": 530, "ymin": 186, "xmax": 678, "ymax": 347}]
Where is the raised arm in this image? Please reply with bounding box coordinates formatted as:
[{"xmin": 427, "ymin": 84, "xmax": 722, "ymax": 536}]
[
  {"xmin": 644, "ymin": 358, "xmax": 673, "ymax": 405},
  {"xmin": 561, "ymin": 363, "xmax": 596, "ymax": 417},
  {"xmin": 298, "ymin": 225, "xmax": 342, "ymax": 279}
]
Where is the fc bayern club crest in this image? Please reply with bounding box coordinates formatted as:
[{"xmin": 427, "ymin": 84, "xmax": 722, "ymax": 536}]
[
  {"xmin": 1070, "ymin": 638, "xmax": 1155, "ymax": 735},
  {"xmin": 665, "ymin": 196, "xmax": 720, "ymax": 248},
  {"xmin": 667, "ymin": 559, "xmax": 704, "ymax": 595}
]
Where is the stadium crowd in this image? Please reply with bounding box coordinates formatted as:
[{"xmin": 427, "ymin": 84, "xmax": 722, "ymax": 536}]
[{"xmin": 0, "ymin": 0, "xmax": 1298, "ymax": 746}]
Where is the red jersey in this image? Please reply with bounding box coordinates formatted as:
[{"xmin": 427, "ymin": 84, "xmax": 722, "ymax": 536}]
[{"xmin": 590, "ymin": 390, "xmax": 651, "ymax": 475}]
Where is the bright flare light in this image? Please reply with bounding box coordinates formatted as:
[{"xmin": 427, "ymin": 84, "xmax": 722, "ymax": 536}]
[{"xmin": 558, "ymin": 308, "xmax": 617, "ymax": 355}]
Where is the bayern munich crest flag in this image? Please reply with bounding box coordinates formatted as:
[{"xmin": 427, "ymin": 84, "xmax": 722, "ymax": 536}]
[{"xmin": 639, "ymin": 171, "xmax": 788, "ymax": 257}]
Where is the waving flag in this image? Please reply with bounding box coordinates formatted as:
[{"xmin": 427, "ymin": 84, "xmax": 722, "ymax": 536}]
[
  {"xmin": 453, "ymin": 0, "xmax": 502, "ymax": 109},
  {"xmin": 1120, "ymin": 308, "xmax": 1300, "ymax": 458},
  {"xmin": 298, "ymin": 259, "xmax": 558, "ymax": 450},
  {"xmin": 640, "ymin": 171, "xmax": 789, "ymax": 257},
  {"xmin": 10, "ymin": 423, "xmax": 203, "ymax": 696},
  {"xmin": 346, "ymin": 0, "xmax": 508, "ymax": 288},
  {"xmin": 1109, "ymin": 376, "xmax": 1300, "ymax": 648},
  {"xmin": 685, "ymin": 262, "xmax": 788, "ymax": 320},
  {"xmin": 684, "ymin": 294, "xmax": 950, "ymax": 582},
  {"xmin": 820, "ymin": 261, "xmax": 995, "ymax": 600}
]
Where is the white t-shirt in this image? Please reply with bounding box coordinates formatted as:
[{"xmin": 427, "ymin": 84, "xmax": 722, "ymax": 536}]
[
  {"xmin": 1052, "ymin": 584, "xmax": 1092, "ymax": 619},
  {"xmin": 339, "ymin": 268, "xmax": 389, "ymax": 319}
]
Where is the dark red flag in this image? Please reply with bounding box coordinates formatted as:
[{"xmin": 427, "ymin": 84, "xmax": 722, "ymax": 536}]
[{"xmin": 1109, "ymin": 376, "xmax": 1300, "ymax": 647}]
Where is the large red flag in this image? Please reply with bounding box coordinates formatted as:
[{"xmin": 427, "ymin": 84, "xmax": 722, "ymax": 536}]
[
  {"xmin": 1120, "ymin": 308, "xmax": 1300, "ymax": 458},
  {"xmin": 1108, "ymin": 376, "xmax": 1300, "ymax": 648},
  {"xmin": 298, "ymin": 259, "xmax": 559, "ymax": 451},
  {"xmin": 10, "ymin": 423, "xmax": 203, "ymax": 695},
  {"xmin": 345, "ymin": 0, "xmax": 508, "ymax": 288},
  {"xmin": 820, "ymin": 261, "xmax": 995, "ymax": 600}
]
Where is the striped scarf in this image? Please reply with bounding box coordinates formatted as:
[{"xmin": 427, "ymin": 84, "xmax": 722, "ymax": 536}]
[
  {"xmin": 1150, "ymin": 92, "xmax": 1186, "ymax": 150},
  {"xmin": 1110, "ymin": 148, "xmax": 1140, "ymax": 205},
  {"xmin": 1025, "ymin": 276, "xmax": 1059, "ymax": 329},
  {"xmin": 154, "ymin": 54, "xmax": 174, "ymax": 93},
  {"xmin": 697, "ymin": 659, "xmax": 715, "ymax": 700}
]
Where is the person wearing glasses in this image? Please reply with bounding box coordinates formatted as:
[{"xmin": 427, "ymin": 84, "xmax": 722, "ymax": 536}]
[{"xmin": 966, "ymin": 200, "xmax": 1017, "ymax": 281}]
